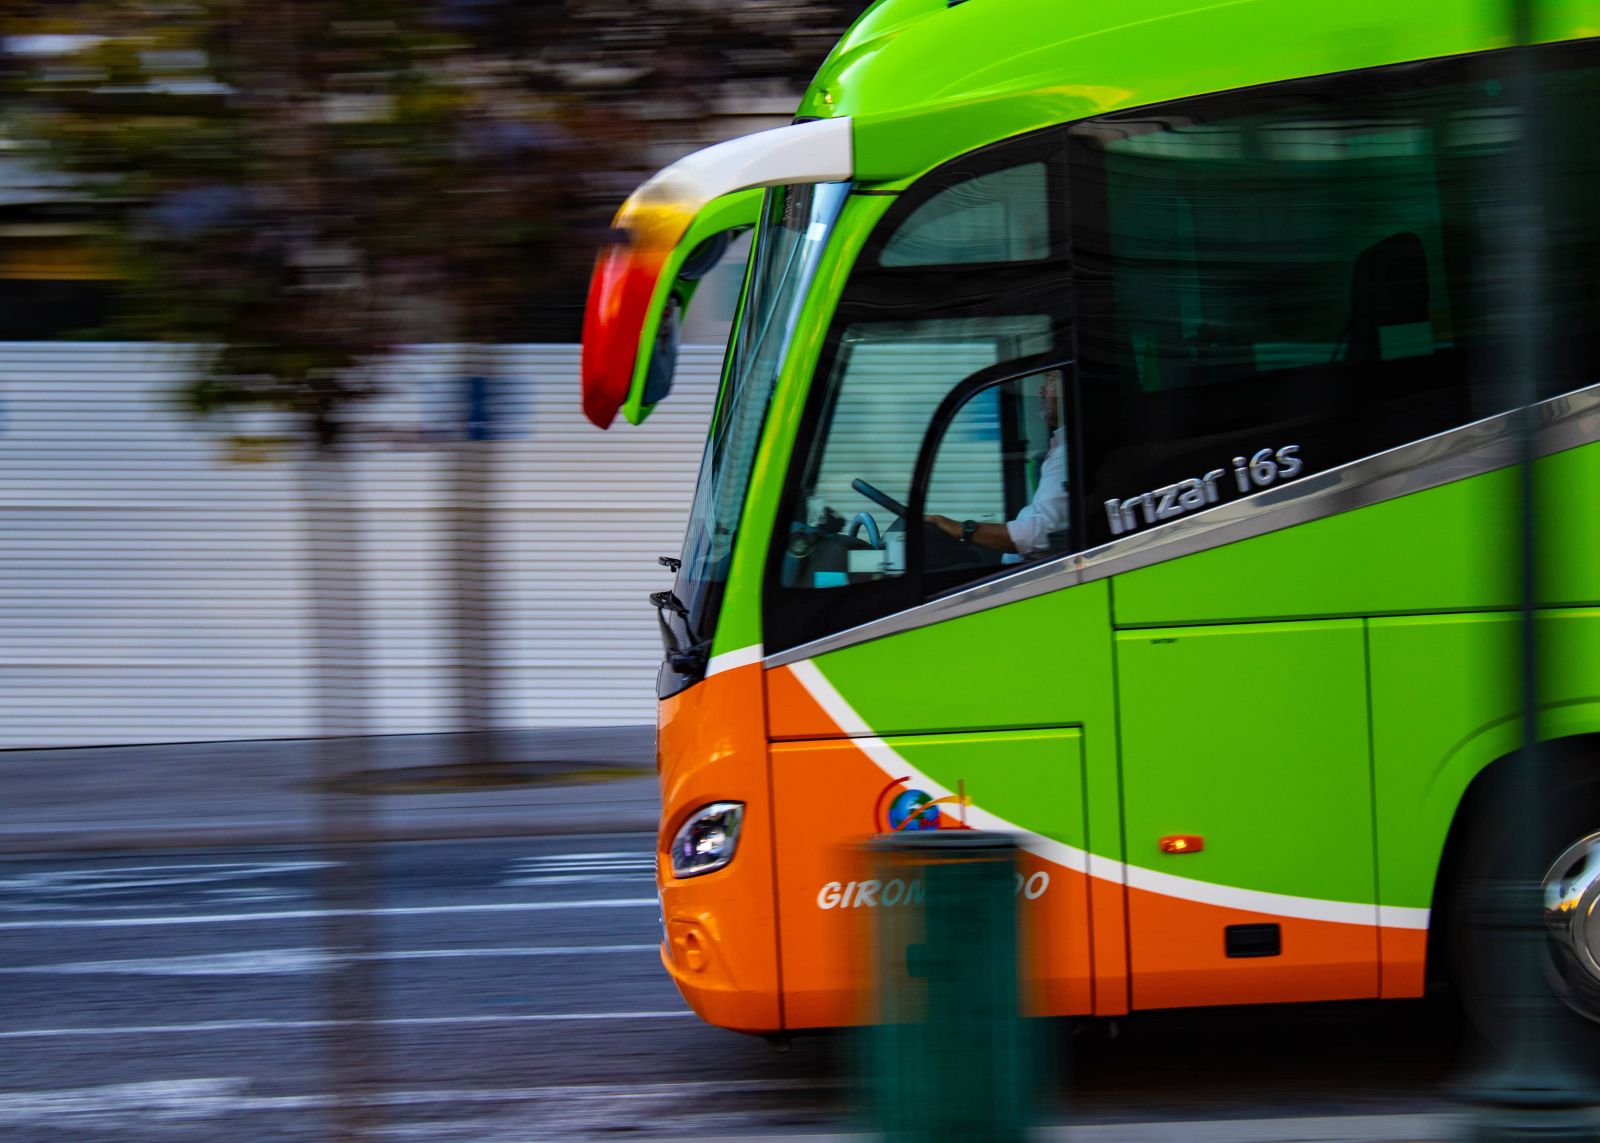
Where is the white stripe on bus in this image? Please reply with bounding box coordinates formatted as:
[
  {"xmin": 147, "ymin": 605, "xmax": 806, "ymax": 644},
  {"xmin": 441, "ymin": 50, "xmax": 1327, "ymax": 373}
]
[{"xmin": 706, "ymin": 645, "xmax": 763, "ymax": 676}]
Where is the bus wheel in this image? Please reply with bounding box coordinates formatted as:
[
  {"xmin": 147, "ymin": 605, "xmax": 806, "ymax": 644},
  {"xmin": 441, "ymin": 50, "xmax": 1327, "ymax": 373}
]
[{"xmin": 1542, "ymin": 830, "xmax": 1600, "ymax": 1022}]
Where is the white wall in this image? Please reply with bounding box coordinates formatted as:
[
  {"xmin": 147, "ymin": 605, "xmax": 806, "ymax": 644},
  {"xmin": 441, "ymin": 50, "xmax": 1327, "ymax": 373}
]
[{"xmin": 0, "ymin": 342, "xmax": 720, "ymax": 747}]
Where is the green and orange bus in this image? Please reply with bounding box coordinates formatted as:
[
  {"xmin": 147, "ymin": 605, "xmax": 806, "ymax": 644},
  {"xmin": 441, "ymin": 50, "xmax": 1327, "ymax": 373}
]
[{"xmin": 582, "ymin": 0, "xmax": 1600, "ymax": 1034}]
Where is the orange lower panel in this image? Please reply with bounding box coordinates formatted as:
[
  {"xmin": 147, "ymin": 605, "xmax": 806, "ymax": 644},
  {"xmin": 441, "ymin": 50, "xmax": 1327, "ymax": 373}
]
[
  {"xmin": 1126, "ymin": 885, "xmax": 1381, "ymax": 1010},
  {"xmin": 769, "ymin": 734, "xmax": 1093, "ymax": 1029},
  {"xmin": 765, "ymin": 662, "xmax": 841, "ymax": 740},
  {"xmin": 1021, "ymin": 859, "xmax": 1095, "ymax": 1019},
  {"xmin": 1089, "ymin": 875, "xmax": 1130, "ymax": 1015},
  {"xmin": 660, "ymin": 914, "xmax": 782, "ymax": 1033},
  {"xmin": 778, "ymin": 858, "xmax": 1097, "ymax": 1030},
  {"xmin": 657, "ymin": 662, "xmax": 783, "ymax": 1034},
  {"xmin": 1380, "ymin": 925, "xmax": 1429, "ymax": 998}
]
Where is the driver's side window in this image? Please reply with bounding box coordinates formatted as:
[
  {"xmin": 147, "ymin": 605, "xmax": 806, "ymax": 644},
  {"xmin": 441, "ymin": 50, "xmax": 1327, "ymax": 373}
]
[
  {"xmin": 778, "ymin": 353, "xmax": 1071, "ymax": 619},
  {"xmin": 777, "ymin": 319, "xmax": 1053, "ymax": 594},
  {"xmin": 764, "ymin": 127, "xmax": 1074, "ymax": 655},
  {"xmin": 923, "ymin": 369, "xmax": 1071, "ymax": 588}
]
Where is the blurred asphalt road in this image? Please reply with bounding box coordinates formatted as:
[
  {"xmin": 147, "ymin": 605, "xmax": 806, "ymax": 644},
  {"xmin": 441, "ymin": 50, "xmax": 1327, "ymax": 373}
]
[
  {"xmin": 0, "ymin": 835, "xmax": 843, "ymax": 1141},
  {"xmin": 0, "ymin": 728, "xmax": 660, "ymax": 853},
  {"xmin": 0, "ymin": 732, "xmax": 1555, "ymax": 1140},
  {"xmin": 0, "ymin": 835, "xmax": 1481, "ymax": 1142}
]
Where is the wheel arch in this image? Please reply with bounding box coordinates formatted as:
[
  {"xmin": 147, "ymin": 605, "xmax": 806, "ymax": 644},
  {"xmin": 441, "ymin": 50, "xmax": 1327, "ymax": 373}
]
[{"xmin": 1424, "ymin": 732, "xmax": 1600, "ymax": 984}]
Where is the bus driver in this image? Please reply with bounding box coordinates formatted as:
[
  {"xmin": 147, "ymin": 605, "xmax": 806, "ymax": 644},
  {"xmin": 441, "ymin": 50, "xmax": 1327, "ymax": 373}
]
[{"xmin": 925, "ymin": 369, "xmax": 1068, "ymax": 557}]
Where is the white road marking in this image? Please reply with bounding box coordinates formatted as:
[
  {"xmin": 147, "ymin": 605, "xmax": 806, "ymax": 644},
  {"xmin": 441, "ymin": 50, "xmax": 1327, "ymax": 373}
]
[
  {"xmin": 0, "ymin": 861, "xmax": 331, "ymax": 895},
  {"xmin": 1, "ymin": 943, "xmax": 660, "ymax": 976},
  {"xmin": 376, "ymin": 943, "xmax": 658, "ymax": 962},
  {"xmin": 511, "ymin": 865, "xmax": 651, "ymax": 873},
  {"xmin": 498, "ymin": 852, "xmax": 655, "ymax": 886},
  {"xmin": 0, "ymin": 1011, "xmax": 695, "ymax": 1040},
  {"xmin": 0, "ymin": 896, "xmax": 658, "ymax": 931},
  {"xmin": 509, "ymin": 864, "xmax": 654, "ymax": 873},
  {"xmin": 0, "ymin": 1077, "xmax": 818, "ymax": 1123},
  {"xmin": 0, "ymin": 1078, "xmax": 250, "ymax": 1123},
  {"xmin": 205, "ymin": 887, "xmax": 297, "ymax": 901},
  {"xmin": 0, "ymin": 948, "xmax": 329, "ymax": 976}
]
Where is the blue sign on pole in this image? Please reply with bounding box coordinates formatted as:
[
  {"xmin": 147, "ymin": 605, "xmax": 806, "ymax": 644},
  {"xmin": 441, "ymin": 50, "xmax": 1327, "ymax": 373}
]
[
  {"xmin": 419, "ymin": 367, "xmax": 529, "ymax": 444},
  {"xmin": 465, "ymin": 375, "xmax": 491, "ymax": 442}
]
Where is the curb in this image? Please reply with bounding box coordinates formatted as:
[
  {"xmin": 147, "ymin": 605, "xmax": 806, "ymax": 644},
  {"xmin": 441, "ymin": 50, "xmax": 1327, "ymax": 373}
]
[
  {"xmin": 0, "ymin": 814, "xmax": 662, "ymax": 856},
  {"xmin": 686, "ymin": 1111, "xmax": 1458, "ymax": 1142}
]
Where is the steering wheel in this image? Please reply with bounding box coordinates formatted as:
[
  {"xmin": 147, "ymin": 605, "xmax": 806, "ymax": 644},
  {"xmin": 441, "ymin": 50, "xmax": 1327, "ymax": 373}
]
[
  {"xmin": 851, "ymin": 478, "xmax": 909, "ymax": 519},
  {"xmin": 847, "ymin": 512, "xmax": 882, "ymax": 549}
]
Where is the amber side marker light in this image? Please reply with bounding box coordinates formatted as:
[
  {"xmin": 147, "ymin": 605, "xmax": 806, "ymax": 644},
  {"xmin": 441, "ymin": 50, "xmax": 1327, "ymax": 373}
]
[{"xmin": 1159, "ymin": 835, "xmax": 1205, "ymax": 854}]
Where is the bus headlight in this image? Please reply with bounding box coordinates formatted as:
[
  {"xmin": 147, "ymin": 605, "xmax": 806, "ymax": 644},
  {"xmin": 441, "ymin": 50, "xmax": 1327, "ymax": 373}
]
[{"xmin": 670, "ymin": 802, "xmax": 744, "ymax": 878}]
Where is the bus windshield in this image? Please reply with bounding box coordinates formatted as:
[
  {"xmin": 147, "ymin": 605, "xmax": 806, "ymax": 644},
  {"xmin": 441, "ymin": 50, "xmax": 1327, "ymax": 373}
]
[{"xmin": 660, "ymin": 180, "xmax": 850, "ymax": 694}]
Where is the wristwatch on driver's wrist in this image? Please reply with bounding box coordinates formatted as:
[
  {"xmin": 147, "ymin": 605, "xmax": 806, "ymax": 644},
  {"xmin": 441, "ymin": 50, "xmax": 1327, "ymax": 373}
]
[{"xmin": 961, "ymin": 519, "xmax": 979, "ymax": 543}]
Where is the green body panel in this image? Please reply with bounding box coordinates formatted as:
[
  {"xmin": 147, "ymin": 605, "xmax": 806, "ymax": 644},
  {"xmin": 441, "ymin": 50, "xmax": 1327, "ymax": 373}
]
[
  {"xmin": 622, "ymin": 188, "xmax": 762, "ymax": 427},
  {"xmin": 1113, "ymin": 442, "xmax": 1600, "ymax": 627},
  {"xmin": 802, "ymin": 1, "xmax": 1595, "ymax": 185},
  {"xmin": 1536, "ymin": 443, "xmax": 1600, "ymax": 604},
  {"xmin": 708, "ymin": 191, "xmax": 897, "ymax": 658},
  {"xmin": 808, "ymin": 587, "xmax": 1105, "ymax": 735},
  {"xmin": 876, "ymin": 728, "xmax": 1086, "ymax": 849},
  {"xmin": 1369, "ymin": 610, "xmax": 1600, "ymax": 909},
  {"xmin": 1116, "ymin": 620, "xmax": 1375, "ymax": 902},
  {"xmin": 809, "ymin": 582, "xmax": 1124, "ymax": 866}
]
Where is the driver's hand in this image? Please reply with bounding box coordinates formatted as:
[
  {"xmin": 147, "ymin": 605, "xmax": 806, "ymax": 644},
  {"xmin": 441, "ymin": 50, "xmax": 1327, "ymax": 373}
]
[{"xmin": 925, "ymin": 514, "xmax": 961, "ymax": 538}]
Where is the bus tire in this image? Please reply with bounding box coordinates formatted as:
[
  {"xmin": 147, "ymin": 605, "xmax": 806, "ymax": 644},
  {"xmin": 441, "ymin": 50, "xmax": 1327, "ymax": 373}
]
[{"xmin": 1441, "ymin": 741, "xmax": 1600, "ymax": 1042}]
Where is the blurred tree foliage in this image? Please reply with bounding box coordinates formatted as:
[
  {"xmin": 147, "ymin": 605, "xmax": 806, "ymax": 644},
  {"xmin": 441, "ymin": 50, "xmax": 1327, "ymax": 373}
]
[{"xmin": 1, "ymin": 0, "xmax": 866, "ymax": 442}]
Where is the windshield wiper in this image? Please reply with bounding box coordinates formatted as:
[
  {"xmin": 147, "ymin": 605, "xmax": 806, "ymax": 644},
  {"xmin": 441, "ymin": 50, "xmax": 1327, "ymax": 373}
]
[
  {"xmin": 649, "ymin": 586, "xmax": 711, "ymax": 677},
  {"xmin": 649, "ymin": 587, "xmax": 690, "ymax": 619}
]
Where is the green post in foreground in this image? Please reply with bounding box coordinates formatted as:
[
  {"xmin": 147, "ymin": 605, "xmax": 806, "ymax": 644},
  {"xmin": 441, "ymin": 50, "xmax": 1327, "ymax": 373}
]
[{"xmin": 868, "ymin": 831, "xmax": 1030, "ymax": 1142}]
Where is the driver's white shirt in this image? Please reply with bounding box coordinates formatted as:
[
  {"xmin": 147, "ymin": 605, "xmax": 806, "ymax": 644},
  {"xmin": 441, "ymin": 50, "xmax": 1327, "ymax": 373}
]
[{"xmin": 1005, "ymin": 428, "xmax": 1068, "ymax": 557}]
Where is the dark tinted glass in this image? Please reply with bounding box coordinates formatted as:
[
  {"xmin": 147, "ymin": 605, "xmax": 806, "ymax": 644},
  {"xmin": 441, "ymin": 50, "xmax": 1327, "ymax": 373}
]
[
  {"xmin": 1540, "ymin": 54, "xmax": 1600, "ymax": 398},
  {"xmin": 1069, "ymin": 42, "xmax": 1600, "ymax": 549},
  {"xmin": 879, "ymin": 163, "xmax": 1052, "ymax": 267}
]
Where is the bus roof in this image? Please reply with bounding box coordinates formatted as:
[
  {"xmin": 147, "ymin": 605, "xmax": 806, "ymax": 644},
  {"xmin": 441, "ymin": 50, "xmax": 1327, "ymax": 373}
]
[{"xmin": 800, "ymin": 0, "xmax": 1595, "ymax": 183}]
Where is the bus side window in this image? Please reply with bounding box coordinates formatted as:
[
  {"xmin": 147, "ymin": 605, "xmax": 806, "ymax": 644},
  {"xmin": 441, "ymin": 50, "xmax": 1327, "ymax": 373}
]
[
  {"xmin": 1068, "ymin": 42, "xmax": 1600, "ymax": 549},
  {"xmin": 879, "ymin": 163, "xmax": 1051, "ymax": 268}
]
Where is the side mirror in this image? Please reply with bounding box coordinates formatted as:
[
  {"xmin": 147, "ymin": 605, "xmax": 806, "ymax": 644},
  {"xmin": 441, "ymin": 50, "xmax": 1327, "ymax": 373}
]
[
  {"xmin": 641, "ymin": 226, "xmax": 742, "ymax": 408},
  {"xmin": 580, "ymin": 118, "xmax": 852, "ymax": 429}
]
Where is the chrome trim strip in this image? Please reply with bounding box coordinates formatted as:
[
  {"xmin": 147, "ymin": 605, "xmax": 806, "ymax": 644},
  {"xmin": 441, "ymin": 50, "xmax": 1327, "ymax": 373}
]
[{"xmin": 764, "ymin": 382, "xmax": 1600, "ymax": 669}]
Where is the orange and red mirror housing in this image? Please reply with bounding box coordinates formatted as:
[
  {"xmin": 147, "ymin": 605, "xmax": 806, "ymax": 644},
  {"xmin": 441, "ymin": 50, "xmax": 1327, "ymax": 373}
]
[{"xmin": 581, "ymin": 118, "xmax": 852, "ymax": 429}]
